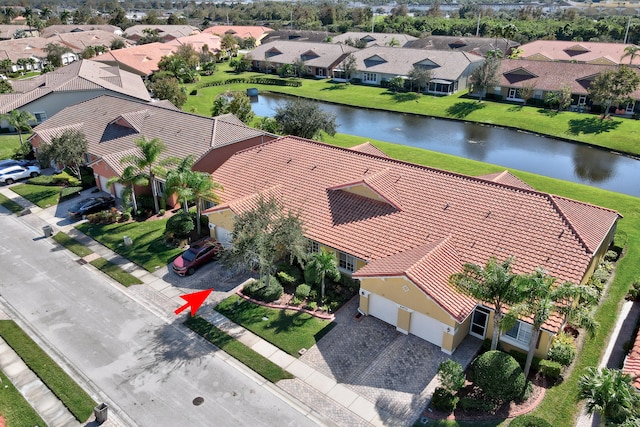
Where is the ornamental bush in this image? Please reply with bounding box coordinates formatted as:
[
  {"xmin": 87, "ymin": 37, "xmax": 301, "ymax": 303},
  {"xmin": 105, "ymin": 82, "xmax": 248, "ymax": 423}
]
[
  {"xmin": 243, "ymin": 276, "xmax": 283, "ymax": 303},
  {"xmin": 547, "ymin": 332, "xmax": 576, "ymax": 366},
  {"xmin": 509, "ymin": 415, "xmax": 553, "ymax": 427},
  {"xmin": 437, "ymin": 360, "xmax": 465, "ymax": 393},
  {"xmin": 295, "ymin": 284, "xmax": 311, "ymax": 299},
  {"xmin": 165, "ymin": 212, "xmax": 194, "ymax": 238},
  {"xmin": 468, "ymin": 350, "xmax": 526, "ymax": 402},
  {"xmin": 539, "ymin": 360, "xmax": 562, "ymax": 381},
  {"xmin": 458, "ymin": 397, "xmax": 495, "ymax": 412},
  {"xmin": 430, "ymin": 387, "xmax": 459, "ymax": 412}
]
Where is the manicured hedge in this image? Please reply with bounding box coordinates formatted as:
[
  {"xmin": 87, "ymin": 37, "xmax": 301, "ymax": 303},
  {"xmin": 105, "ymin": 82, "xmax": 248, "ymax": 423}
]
[{"xmin": 198, "ymin": 77, "xmax": 302, "ymax": 89}]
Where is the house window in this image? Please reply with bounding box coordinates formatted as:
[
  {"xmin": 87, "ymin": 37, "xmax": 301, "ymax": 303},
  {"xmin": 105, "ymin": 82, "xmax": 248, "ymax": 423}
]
[
  {"xmin": 338, "ymin": 251, "xmax": 355, "ymax": 272},
  {"xmin": 578, "ymin": 95, "xmax": 587, "ymax": 105},
  {"xmin": 363, "ymin": 72, "xmax": 378, "ymax": 83},
  {"xmin": 503, "ymin": 320, "xmax": 532, "ymax": 348},
  {"xmin": 33, "ymin": 112, "xmax": 47, "ymax": 123},
  {"xmin": 308, "ymin": 241, "xmax": 319, "ymax": 253},
  {"xmin": 508, "ymin": 88, "xmax": 518, "ymax": 99},
  {"xmin": 534, "ymin": 90, "xmax": 543, "ymax": 100},
  {"xmin": 626, "ymin": 102, "xmax": 635, "ymax": 113}
]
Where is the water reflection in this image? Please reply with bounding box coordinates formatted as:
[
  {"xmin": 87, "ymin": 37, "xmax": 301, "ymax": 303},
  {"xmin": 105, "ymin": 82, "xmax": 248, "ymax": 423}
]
[
  {"xmin": 573, "ymin": 145, "xmax": 618, "ymax": 182},
  {"xmin": 463, "ymin": 125, "xmax": 490, "ymax": 161}
]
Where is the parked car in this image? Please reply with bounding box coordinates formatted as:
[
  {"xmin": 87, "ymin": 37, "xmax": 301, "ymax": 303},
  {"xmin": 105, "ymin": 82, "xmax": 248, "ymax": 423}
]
[
  {"xmin": 172, "ymin": 238, "xmax": 223, "ymax": 276},
  {"xmin": 67, "ymin": 197, "xmax": 116, "ymax": 219},
  {"xmin": 0, "ymin": 159, "xmax": 38, "ymax": 168},
  {"xmin": 0, "ymin": 165, "xmax": 40, "ymax": 184}
]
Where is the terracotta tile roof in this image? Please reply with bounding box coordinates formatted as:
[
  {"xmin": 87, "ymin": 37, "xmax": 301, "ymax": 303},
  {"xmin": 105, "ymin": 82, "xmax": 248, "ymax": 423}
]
[
  {"xmin": 519, "ymin": 40, "xmax": 640, "ymax": 65},
  {"xmin": 206, "ymin": 136, "xmax": 620, "ymax": 324},
  {"xmin": 91, "ymin": 43, "xmax": 177, "ymax": 76},
  {"xmin": 250, "ymin": 41, "xmax": 357, "ymax": 69},
  {"xmin": 349, "ymin": 142, "xmax": 389, "ymax": 158},
  {"xmin": 0, "ymin": 59, "xmax": 150, "ymax": 114},
  {"xmin": 32, "ymin": 95, "xmax": 269, "ymax": 176},
  {"xmin": 354, "ymin": 236, "xmax": 476, "ymax": 322},
  {"xmin": 124, "ymin": 25, "xmax": 200, "ymax": 41},
  {"xmin": 623, "ymin": 330, "xmax": 640, "ymax": 390},
  {"xmin": 476, "ymin": 170, "xmax": 534, "ymax": 191},
  {"xmin": 331, "ymin": 32, "xmax": 417, "ymax": 48},
  {"xmin": 44, "ymin": 30, "xmax": 128, "ymax": 52},
  {"xmin": 202, "ymin": 25, "xmax": 273, "ymax": 42},
  {"xmin": 40, "ymin": 25, "xmax": 123, "ymax": 38},
  {"xmin": 166, "ymin": 33, "xmax": 221, "ymax": 53},
  {"xmin": 498, "ymin": 59, "xmax": 640, "ymax": 98},
  {"xmin": 0, "ymin": 24, "xmax": 30, "ymax": 39},
  {"xmin": 328, "ymin": 168, "xmax": 403, "ymax": 211}
]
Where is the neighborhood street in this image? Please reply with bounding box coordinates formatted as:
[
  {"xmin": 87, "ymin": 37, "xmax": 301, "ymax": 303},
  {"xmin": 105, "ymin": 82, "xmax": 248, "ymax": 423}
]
[{"xmin": 0, "ymin": 210, "xmax": 319, "ymax": 427}]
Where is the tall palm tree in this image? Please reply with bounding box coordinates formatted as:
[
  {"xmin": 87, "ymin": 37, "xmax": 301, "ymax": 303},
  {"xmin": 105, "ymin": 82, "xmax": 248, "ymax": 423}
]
[
  {"xmin": 449, "ymin": 256, "xmax": 527, "ymax": 351},
  {"xmin": 1, "ymin": 110, "xmax": 35, "ymax": 145},
  {"xmin": 622, "ymin": 44, "xmax": 640, "ymax": 65},
  {"xmin": 579, "ymin": 367, "xmax": 639, "ymax": 424},
  {"xmin": 308, "ymin": 248, "xmax": 341, "ymax": 301},
  {"xmin": 120, "ymin": 137, "xmax": 176, "ymax": 213},
  {"xmin": 188, "ymin": 172, "xmax": 223, "ymax": 235},
  {"xmin": 59, "ymin": 10, "xmax": 71, "ymax": 25},
  {"xmin": 164, "ymin": 155, "xmax": 196, "ymax": 214},
  {"xmin": 107, "ymin": 165, "xmax": 147, "ymax": 213},
  {"xmin": 505, "ymin": 269, "xmax": 599, "ymax": 378}
]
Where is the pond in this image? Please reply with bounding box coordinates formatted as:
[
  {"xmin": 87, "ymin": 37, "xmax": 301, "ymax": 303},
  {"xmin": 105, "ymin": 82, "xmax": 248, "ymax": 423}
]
[{"xmin": 251, "ymin": 93, "xmax": 640, "ymax": 198}]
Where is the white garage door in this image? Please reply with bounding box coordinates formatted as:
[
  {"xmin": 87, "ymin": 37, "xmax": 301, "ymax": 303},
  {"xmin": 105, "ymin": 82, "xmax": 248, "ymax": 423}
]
[
  {"xmin": 216, "ymin": 226, "xmax": 233, "ymax": 247},
  {"xmin": 368, "ymin": 294, "xmax": 398, "ymax": 326},
  {"xmin": 98, "ymin": 175, "xmax": 110, "ymax": 193},
  {"xmin": 409, "ymin": 311, "xmax": 443, "ymax": 347},
  {"xmin": 113, "ymin": 183, "xmax": 125, "ymax": 199}
]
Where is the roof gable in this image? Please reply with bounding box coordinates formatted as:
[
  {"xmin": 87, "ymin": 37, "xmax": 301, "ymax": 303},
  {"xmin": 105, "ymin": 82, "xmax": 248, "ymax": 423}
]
[
  {"xmin": 564, "ymin": 44, "xmax": 591, "ymax": 55},
  {"xmin": 414, "ymin": 58, "xmax": 440, "ymax": 69},
  {"xmin": 328, "ymin": 168, "xmax": 402, "ymax": 211},
  {"xmin": 504, "ymin": 66, "xmax": 538, "ymax": 84},
  {"xmin": 300, "ymin": 49, "xmax": 319, "ymax": 60}
]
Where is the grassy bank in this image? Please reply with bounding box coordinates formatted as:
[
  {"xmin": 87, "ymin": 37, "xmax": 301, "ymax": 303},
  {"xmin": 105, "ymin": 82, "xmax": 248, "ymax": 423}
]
[
  {"xmin": 0, "ymin": 369, "xmax": 46, "ymax": 426},
  {"xmin": 183, "ymin": 65, "xmax": 640, "ymax": 156},
  {"xmin": 0, "ymin": 320, "xmax": 96, "ymax": 422},
  {"xmin": 0, "ymin": 134, "xmax": 24, "ymax": 159}
]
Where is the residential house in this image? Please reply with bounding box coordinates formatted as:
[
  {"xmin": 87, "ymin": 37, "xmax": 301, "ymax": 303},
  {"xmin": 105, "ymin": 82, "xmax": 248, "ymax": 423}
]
[
  {"xmin": 331, "ymin": 32, "xmax": 417, "ymax": 48},
  {"xmin": 337, "ymin": 46, "xmax": 484, "ymax": 94},
  {"xmin": 0, "ymin": 37, "xmax": 77, "ymax": 72},
  {"xmin": 45, "ymin": 30, "xmax": 129, "ymax": 54},
  {"xmin": 0, "ymin": 60, "xmax": 150, "ymax": 130},
  {"xmin": 202, "ymin": 25, "xmax": 273, "ymax": 46},
  {"xmin": 124, "ymin": 25, "xmax": 200, "ymax": 43},
  {"xmin": 40, "ymin": 25, "xmax": 124, "ymax": 38},
  {"xmin": 518, "ymin": 40, "xmax": 640, "ymax": 66},
  {"xmin": 29, "ymin": 95, "xmax": 275, "ymax": 206},
  {"xmin": 203, "ymin": 136, "xmax": 620, "ymax": 356},
  {"xmin": 260, "ymin": 30, "xmax": 332, "ymax": 45},
  {"xmin": 91, "ymin": 43, "xmax": 177, "ymax": 77},
  {"xmin": 406, "ymin": 35, "xmax": 519, "ymax": 58},
  {"xmin": 622, "ymin": 330, "xmax": 640, "ymax": 391},
  {"xmin": 249, "ymin": 41, "xmax": 357, "ymax": 78},
  {"xmin": 478, "ymin": 59, "xmax": 640, "ymax": 114},
  {"xmin": 0, "ymin": 24, "xmax": 31, "ymax": 40},
  {"xmin": 165, "ymin": 32, "xmax": 222, "ymax": 56}
]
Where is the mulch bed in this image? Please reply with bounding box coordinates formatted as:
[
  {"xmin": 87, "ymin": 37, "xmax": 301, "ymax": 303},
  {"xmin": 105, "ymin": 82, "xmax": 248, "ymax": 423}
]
[{"xmin": 424, "ymin": 376, "xmax": 547, "ymax": 421}]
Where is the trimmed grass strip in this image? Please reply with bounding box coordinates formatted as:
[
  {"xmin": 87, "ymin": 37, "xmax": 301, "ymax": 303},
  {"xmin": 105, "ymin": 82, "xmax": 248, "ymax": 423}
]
[
  {"xmin": 185, "ymin": 316, "xmax": 294, "ymax": 383},
  {"xmin": 0, "ymin": 320, "xmax": 96, "ymax": 422},
  {"xmin": 52, "ymin": 232, "xmax": 93, "ymax": 258},
  {"xmin": 0, "ymin": 368, "xmax": 46, "ymax": 427},
  {"xmin": 0, "ymin": 192, "xmax": 23, "ymax": 214},
  {"xmin": 216, "ymin": 295, "xmax": 334, "ymax": 357},
  {"xmin": 89, "ymin": 257, "xmax": 143, "ymax": 287},
  {"xmin": 10, "ymin": 184, "xmax": 60, "ymax": 208}
]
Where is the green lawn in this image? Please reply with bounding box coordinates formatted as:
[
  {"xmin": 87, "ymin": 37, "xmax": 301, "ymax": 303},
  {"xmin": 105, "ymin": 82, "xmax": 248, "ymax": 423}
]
[
  {"xmin": 216, "ymin": 295, "xmax": 335, "ymax": 357},
  {"xmin": 183, "ymin": 67, "xmax": 640, "ymax": 156},
  {"xmin": 184, "ymin": 316, "xmax": 294, "ymax": 383},
  {"xmin": 52, "ymin": 232, "xmax": 93, "ymax": 257},
  {"xmin": 10, "ymin": 183, "xmax": 60, "ymax": 208},
  {"xmin": 0, "ymin": 192, "xmax": 24, "ymax": 214},
  {"xmin": 0, "ymin": 369, "xmax": 46, "ymax": 427},
  {"xmin": 89, "ymin": 257, "xmax": 143, "ymax": 287},
  {"xmin": 76, "ymin": 218, "xmax": 184, "ymax": 272},
  {"xmin": 0, "ymin": 321, "xmax": 96, "ymax": 422},
  {"xmin": 0, "ymin": 134, "xmax": 25, "ymax": 159}
]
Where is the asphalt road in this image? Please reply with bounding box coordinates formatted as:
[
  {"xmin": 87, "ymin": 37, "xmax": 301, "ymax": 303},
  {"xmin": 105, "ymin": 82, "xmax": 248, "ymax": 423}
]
[{"xmin": 0, "ymin": 211, "xmax": 319, "ymax": 427}]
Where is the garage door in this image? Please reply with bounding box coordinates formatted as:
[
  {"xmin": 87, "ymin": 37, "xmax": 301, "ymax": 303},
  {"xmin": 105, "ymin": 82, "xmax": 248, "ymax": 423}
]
[
  {"xmin": 368, "ymin": 294, "xmax": 398, "ymax": 326},
  {"xmin": 98, "ymin": 175, "xmax": 109, "ymax": 193},
  {"xmin": 409, "ymin": 311, "xmax": 443, "ymax": 347},
  {"xmin": 216, "ymin": 226, "xmax": 233, "ymax": 247}
]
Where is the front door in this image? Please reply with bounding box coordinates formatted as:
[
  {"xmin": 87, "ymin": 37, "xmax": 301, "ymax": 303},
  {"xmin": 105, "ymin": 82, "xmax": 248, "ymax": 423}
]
[{"xmin": 469, "ymin": 306, "xmax": 490, "ymax": 339}]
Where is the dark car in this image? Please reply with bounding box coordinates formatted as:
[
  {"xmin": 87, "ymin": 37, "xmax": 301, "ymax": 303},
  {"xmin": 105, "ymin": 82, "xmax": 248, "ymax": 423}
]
[
  {"xmin": 67, "ymin": 196, "xmax": 116, "ymax": 218},
  {"xmin": 172, "ymin": 238, "xmax": 223, "ymax": 276}
]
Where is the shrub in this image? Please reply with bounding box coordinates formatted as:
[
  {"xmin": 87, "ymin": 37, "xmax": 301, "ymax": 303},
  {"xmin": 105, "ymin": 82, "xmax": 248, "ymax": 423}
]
[
  {"xmin": 190, "ymin": 89, "xmax": 197, "ymax": 95},
  {"xmin": 243, "ymin": 276, "xmax": 283, "ymax": 303},
  {"xmin": 430, "ymin": 387, "xmax": 458, "ymax": 412},
  {"xmin": 136, "ymin": 194, "xmax": 154, "ymax": 211},
  {"xmin": 306, "ymin": 301, "xmax": 317, "ymax": 310},
  {"xmin": 438, "ymin": 360, "xmax": 465, "ymax": 393},
  {"xmin": 468, "ymin": 350, "xmax": 526, "ymax": 402},
  {"xmin": 604, "ymin": 250, "xmax": 618, "ymax": 262},
  {"xmin": 458, "ymin": 397, "xmax": 495, "ymax": 412},
  {"xmin": 547, "ymin": 332, "xmax": 576, "ymax": 366},
  {"xmin": 627, "ymin": 279, "xmax": 640, "ymax": 301},
  {"xmin": 165, "ymin": 212, "xmax": 194, "ymax": 238},
  {"xmin": 509, "ymin": 415, "xmax": 553, "ymax": 427},
  {"xmin": 277, "ymin": 271, "xmax": 297, "ymax": 286},
  {"xmin": 304, "ymin": 263, "xmax": 320, "ymax": 285},
  {"xmin": 120, "ymin": 212, "xmax": 131, "ymax": 222},
  {"xmin": 158, "ymin": 209, "xmax": 166, "ymax": 216},
  {"xmin": 277, "ymin": 262, "xmax": 304, "ymax": 284},
  {"xmin": 516, "ymin": 381, "xmax": 533, "ymax": 403},
  {"xmin": 509, "ymin": 350, "xmax": 542, "ymax": 373},
  {"xmin": 295, "ymin": 284, "xmax": 311, "ymax": 299},
  {"xmin": 539, "ymin": 360, "xmax": 562, "ymax": 381},
  {"xmin": 51, "ymin": 172, "xmax": 81, "ymax": 187}
]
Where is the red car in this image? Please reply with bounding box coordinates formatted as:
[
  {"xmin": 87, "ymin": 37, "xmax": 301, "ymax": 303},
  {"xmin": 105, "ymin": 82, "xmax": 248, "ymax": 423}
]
[{"xmin": 172, "ymin": 238, "xmax": 223, "ymax": 276}]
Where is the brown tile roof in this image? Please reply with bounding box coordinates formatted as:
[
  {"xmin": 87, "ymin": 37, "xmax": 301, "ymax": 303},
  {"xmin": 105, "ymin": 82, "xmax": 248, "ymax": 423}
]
[
  {"xmin": 166, "ymin": 33, "xmax": 221, "ymax": 53},
  {"xmin": 31, "ymin": 95, "xmax": 269, "ymax": 176},
  {"xmin": 331, "ymin": 32, "xmax": 417, "ymax": 48},
  {"xmin": 250, "ymin": 41, "xmax": 357, "ymax": 69},
  {"xmin": 623, "ymin": 330, "xmax": 640, "ymax": 390},
  {"xmin": 91, "ymin": 43, "xmax": 177, "ymax": 76},
  {"xmin": 0, "ymin": 60, "xmax": 150, "ymax": 114},
  {"xmin": 44, "ymin": 30, "xmax": 127, "ymax": 52},
  {"xmin": 205, "ymin": 136, "xmax": 620, "ymax": 324},
  {"xmin": 406, "ymin": 35, "xmax": 519, "ymax": 57},
  {"xmin": 476, "ymin": 170, "xmax": 534, "ymax": 191},
  {"xmin": 498, "ymin": 59, "xmax": 640, "ymax": 98},
  {"xmin": 349, "ymin": 142, "xmax": 389, "ymax": 158},
  {"xmin": 0, "ymin": 24, "xmax": 30, "ymax": 39},
  {"xmin": 202, "ymin": 25, "xmax": 273, "ymax": 42},
  {"xmin": 519, "ymin": 40, "xmax": 640, "ymax": 65},
  {"xmin": 355, "ymin": 236, "xmax": 476, "ymax": 322},
  {"xmin": 124, "ymin": 25, "xmax": 200, "ymax": 41},
  {"xmin": 40, "ymin": 25, "xmax": 123, "ymax": 38}
]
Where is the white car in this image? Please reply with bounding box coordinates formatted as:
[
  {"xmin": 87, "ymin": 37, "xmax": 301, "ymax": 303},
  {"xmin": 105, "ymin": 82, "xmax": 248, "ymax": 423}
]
[{"xmin": 0, "ymin": 165, "xmax": 40, "ymax": 185}]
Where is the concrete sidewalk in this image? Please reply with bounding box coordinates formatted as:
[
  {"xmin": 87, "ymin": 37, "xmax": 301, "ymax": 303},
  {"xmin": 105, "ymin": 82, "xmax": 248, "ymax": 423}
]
[{"xmin": 0, "ymin": 186, "xmax": 397, "ymax": 426}]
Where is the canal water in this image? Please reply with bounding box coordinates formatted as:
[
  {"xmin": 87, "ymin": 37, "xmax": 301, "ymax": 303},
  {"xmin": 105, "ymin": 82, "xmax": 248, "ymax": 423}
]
[{"xmin": 251, "ymin": 93, "xmax": 640, "ymax": 198}]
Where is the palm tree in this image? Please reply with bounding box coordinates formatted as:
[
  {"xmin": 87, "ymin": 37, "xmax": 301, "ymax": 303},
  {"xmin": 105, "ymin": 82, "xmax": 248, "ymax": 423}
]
[
  {"xmin": 308, "ymin": 248, "xmax": 341, "ymax": 301},
  {"xmin": 107, "ymin": 165, "xmax": 147, "ymax": 213},
  {"xmin": 622, "ymin": 44, "xmax": 640, "ymax": 65},
  {"xmin": 449, "ymin": 256, "xmax": 527, "ymax": 351},
  {"xmin": 120, "ymin": 137, "xmax": 176, "ymax": 214},
  {"xmin": 1, "ymin": 110, "xmax": 35, "ymax": 145},
  {"xmin": 578, "ymin": 367, "xmax": 639, "ymax": 424},
  {"xmin": 188, "ymin": 172, "xmax": 223, "ymax": 235},
  {"xmin": 39, "ymin": 7, "xmax": 52, "ymax": 21},
  {"xmin": 164, "ymin": 155, "xmax": 196, "ymax": 214},
  {"xmin": 505, "ymin": 269, "xmax": 599, "ymax": 378},
  {"xmin": 59, "ymin": 10, "xmax": 71, "ymax": 25}
]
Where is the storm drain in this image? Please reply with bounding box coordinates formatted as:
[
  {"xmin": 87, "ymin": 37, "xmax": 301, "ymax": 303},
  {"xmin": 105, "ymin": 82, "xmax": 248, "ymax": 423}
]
[
  {"xmin": 76, "ymin": 259, "xmax": 87, "ymax": 265},
  {"xmin": 192, "ymin": 397, "xmax": 204, "ymax": 406}
]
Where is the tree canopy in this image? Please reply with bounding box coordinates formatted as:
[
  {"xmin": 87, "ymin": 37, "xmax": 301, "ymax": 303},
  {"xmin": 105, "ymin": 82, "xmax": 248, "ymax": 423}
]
[
  {"xmin": 471, "ymin": 56, "xmax": 501, "ymax": 102},
  {"xmin": 274, "ymin": 98, "xmax": 337, "ymax": 140},
  {"xmin": 38, "ymin": 129, "xmax": 88, "ymax": 179},
  {"xmin": 211, "ymin": 91, "xmax": 255, "ymax": 124},
  {"xmin": 148, "ymin": 76, "xmax": 187, "ymax": 108},
  {"xmin": 589, "ymin": 66, "xmax": 640, "ymax": 118}
]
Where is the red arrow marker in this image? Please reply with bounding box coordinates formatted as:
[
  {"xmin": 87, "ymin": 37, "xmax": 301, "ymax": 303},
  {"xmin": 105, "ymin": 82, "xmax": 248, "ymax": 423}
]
[{"xmin": 175, "ymin": 289, "xmax": 213, "ymax": 316}]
